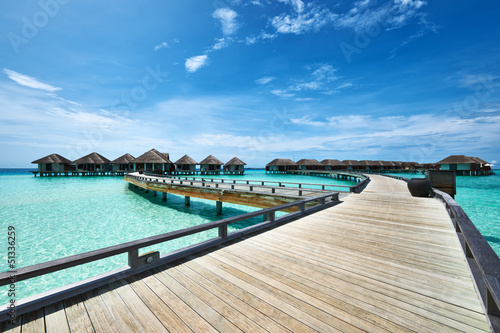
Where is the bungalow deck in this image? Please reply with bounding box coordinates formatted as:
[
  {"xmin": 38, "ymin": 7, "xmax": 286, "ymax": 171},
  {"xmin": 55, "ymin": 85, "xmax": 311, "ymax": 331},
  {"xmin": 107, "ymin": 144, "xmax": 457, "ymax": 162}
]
[{"xmin": 1, "ymin": 175, "xmax": 496, "ymax": 332}]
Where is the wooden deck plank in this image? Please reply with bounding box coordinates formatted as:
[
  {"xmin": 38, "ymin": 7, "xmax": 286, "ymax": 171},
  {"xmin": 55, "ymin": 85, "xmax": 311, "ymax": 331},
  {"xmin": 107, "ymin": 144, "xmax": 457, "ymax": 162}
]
[
  {"xmin": 151, "ymin": 267, "xmax": 243, "ymax": 333},
  {"xmin": 199, "ymin": 254, "xmax": 363, "ymax": 332},
  {"xmin": 44, "ymin": 301, "xmax": 71, "ymax": 333},
  {"xmin": 111, "ymin": 279, "xmax": 170, "ymax": 332},
  {"xmin": 138, "ymin": 271, "xmax": 218, "ymax": 333},
  {"xmin": 125, "ymin": 275, "xmax": 194, "ymax": 333},
  {"xmin": 63, "ymin": 295, "xmax": 95, "ymax": 333},
  {"xmin": 224, "ymin": 238, "xmax": 491, "ymax": 332},
  {"xmin": 80, "ymin": 288, "xmax": 120, "ymax": 333},
  {"xmin": 182, "ymin": 258, "xmax": 314, "ymax": 333},
  {"xmin": 0, "ymin": 319, "xmax": 21, "ymax": 333},
  {"xmin": 165, "ymin": 265, "xmax": 269, "ymax": 332},
  {"xmin": 21, "ymin": 308, "xmax": 44, "ymax": 333},
  {"xmin": 174, "ymin": 260, "xmax": 292, "ymax": 333}
]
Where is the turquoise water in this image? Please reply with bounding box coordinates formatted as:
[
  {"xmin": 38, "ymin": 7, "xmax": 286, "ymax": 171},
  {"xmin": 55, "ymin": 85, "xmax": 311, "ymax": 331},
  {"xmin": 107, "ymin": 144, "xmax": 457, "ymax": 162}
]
[{"xmin": 0, "ymin": 169, "xmax": 354, "ymax": 303}]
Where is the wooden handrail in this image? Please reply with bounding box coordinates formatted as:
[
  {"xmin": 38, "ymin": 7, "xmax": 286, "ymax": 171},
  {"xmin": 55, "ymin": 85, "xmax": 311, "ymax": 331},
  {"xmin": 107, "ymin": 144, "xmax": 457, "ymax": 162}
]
[{"xmin": 0, "ymin": 192, "xmax": 338, "ymax": 287}]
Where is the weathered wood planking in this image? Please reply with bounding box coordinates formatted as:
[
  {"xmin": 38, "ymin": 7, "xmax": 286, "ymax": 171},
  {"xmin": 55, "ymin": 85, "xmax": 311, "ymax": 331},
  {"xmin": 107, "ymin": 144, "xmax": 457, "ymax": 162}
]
[{"xmin": 5, "ymin": 175, "xmax": 492, "ymax": 332}]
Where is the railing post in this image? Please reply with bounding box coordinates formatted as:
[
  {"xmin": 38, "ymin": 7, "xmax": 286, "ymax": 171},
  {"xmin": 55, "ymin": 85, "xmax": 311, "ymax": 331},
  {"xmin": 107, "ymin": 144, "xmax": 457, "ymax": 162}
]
[
  {"xmin": 272, "ymin": 188, "xmax": 275, "ymax": 193},
  {"xmin": 299, "ymin": 202, "xmax": 305, "ymax": 212},
  {"xmin": 128, "ymin": 249, "xmax": 139, "ymax": 269},
  {"xmin": 218, "ymin": 225, "xmax": 228, "ymax": 238},
  {"xmin": 299, "ymin": 190, "xmax": 302, "ymax": 196},
  {"xmin": 269, "ymin": 211, "xmax": 275, "ymax": 223}
]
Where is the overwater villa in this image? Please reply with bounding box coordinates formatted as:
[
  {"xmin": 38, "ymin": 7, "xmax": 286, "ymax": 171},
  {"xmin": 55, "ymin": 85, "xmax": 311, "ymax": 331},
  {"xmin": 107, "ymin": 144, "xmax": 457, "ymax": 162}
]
[
  {"xmin": 296, "ymin": 159, "xmax": 324, "ymax": 171},
  {"xmin": 132, "ymin": 148, "xmax": 174, "ymax": 174},
  {"xmin": 223, "ymin": 157, "xmax": 246, "ymax": 175},
  {"xmin": 437, "ymin": 155, "xmax": 493, "ymax": 176},
  {"xmin": 321, "ymin": 159, "xmax": 345, "ymax": 171},
  {"xmin": 199, "ymin": 155, "xmax": 224, "ymax": 175},
  {"xmin": 110, "ymin": 153, "xmax": 135, "ymax": 172},
  {"xmin": 31, "ymin": 154, "xmax": 73, "ymax": 175},
  {"xmin": 342, "ymin": 160, "xmax": 363, "ymax": 171},
  {"xmin": 265, "ymin": 158, "xmax": 297, "ymax": 173},
  {"xmin": 73, "ymin": 152, "xmax": 111, "ymax": 172},
  {"xmin": 174, "ymin": 154, "xmax": 198, "ymax": 175}
]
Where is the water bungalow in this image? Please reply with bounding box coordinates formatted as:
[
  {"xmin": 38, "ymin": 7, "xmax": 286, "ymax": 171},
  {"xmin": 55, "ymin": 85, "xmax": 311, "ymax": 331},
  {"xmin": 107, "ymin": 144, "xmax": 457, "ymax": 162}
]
[
  {"xmin": 296, "ymin": 159, "xmax": 324, "ymax": 171},
  {"xmin": 342, "ymin": 160, "xmax": 364, "ymax": 171},
  {"xmin": 31, "ymin": 154, "xmax": 73, "ymax": 176},
  {"xmin": 199, "ymin": 155, "xmax": 224, "ymax": 175},
  {"xmin": 321, "ymin": 159, "xmax": 345, "ymax": 171},
  {"xmin": 223, "ymin": 157, "xmax": 246, "ymax": 175},
  {"xmin": 437, "ymin": 155, "xmax": 493, "ymax": 175},
  {"xmin": 73, "ymin": 152, "xmax": 111, "ymax": 172},
  {"xmin": 266, "ymin": 158, "xmax": 298, "ymax": 173},
  {"xmin": 110, "ymin": 153, "xmax": 135, "ymax": 172},
  {"xmin": 174, "ymin": 154, "xmax": 198, "ymax": 175},
  {"xmin": 132, "ymin": 148, "xmax": 174, "ymax": 174}
]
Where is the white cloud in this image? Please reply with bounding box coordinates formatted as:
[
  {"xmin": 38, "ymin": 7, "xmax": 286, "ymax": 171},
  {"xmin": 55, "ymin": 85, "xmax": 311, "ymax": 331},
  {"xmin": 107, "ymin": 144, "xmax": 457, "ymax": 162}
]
[
  {"xmin": 3, "ymin": 69, "xmax": 61, "ymax": 92},
  {"xmin": 337, "ymin": 82, "xmax": 353, "ymax": 89},
  {"xmin": 256, "ymin": 76, "xmax": 276, "ymax": 85},
  {"xmin": 185, "ymin": 55, "xmax": 208, "ymax": 73},
  {"xmin": 154, "ymin": 42, "xmax": 169, "ymax": 51},
  {"xmin": 290, "ymin": 115, "xmax": 325, "ymax": 126},
  {"xmin": 271, "ymin": 2, "xmax": 336, "ymax": 34},
  {"xmin": 270, "ymin": 89, "xmax": 295, "ymax": 98},
  {"xmin": 213, "ymin": 8, "xmax": 239, "ymax": 35},
  {"xmin": 211, "ymin": 37, "xmax": 230, "ymax": 51}
]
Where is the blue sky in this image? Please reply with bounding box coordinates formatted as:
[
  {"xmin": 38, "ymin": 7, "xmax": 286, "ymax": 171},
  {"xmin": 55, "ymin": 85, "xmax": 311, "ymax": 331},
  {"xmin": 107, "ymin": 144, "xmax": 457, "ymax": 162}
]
[{"xmin": 1, "ymin": 0, "xmax": 499, "ymax": 167}]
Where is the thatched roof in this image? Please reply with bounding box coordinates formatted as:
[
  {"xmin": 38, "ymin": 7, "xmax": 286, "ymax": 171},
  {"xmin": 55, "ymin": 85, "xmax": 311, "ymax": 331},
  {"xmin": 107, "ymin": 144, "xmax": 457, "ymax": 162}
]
[
  {"xmin": 365, "ymin": 160, "xmax": 383, "ymax": 166},
  {"xmin": 342, "ymin": 160, "xmax": 367, "ymax": 166},
  {"xmin": 111, "ymin": 153, "xmax": 135, "ymax": 164},
  {"xmin": 32, "ymin": 154, "xmax": 72, "ymax": 164},
  {"xmin": 381, "ymin": 161, "xmax": 394, "ymax": 167},
  {"xmin": 175, "ymin": 154, "xmax": 197, "ymax": 165},
  {"xmin": 470, "ymin": 157, "xmax": 489, "ymax": 164},
  {"xmin": 266, "ymin": 158, "xmax": 297, "ymax": 166},
  {"xmin": 225, "ymin": 157, "xmax": 246, "ymax": 165},
  {"xmin": 132, "ymin": 149, "xmax": 172, "ymax": 164},
  {"xmin": 296, "ymin": 159, "xmax": 322, "ymax": 166},
  {"xmin": 321, "ymin": 159, "xmax": 344, "ymax": 166},
  {"xmin": 438, "ymin": 155, "xmax": 489, "ymax": 165},
  {"xmin": 73, "ymin": 152, "xmax": 111, "ymax": 164},
  {"xmin": 199, "ymin": 155, "xmax": 223, "ymax": 165}
]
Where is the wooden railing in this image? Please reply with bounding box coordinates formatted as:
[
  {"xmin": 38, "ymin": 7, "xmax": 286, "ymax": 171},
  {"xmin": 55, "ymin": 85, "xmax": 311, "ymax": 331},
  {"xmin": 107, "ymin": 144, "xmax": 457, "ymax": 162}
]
[
  {"xmin": 139, "ymin": 172, "xmax": 369, "ymax": 194},
  {"xmin": 433, "ymin": 189, "xmax": 500, "ymax": 332},
  {"xmin": 0, "ymin": 191, "xmax": 339, "ymax": 320}
]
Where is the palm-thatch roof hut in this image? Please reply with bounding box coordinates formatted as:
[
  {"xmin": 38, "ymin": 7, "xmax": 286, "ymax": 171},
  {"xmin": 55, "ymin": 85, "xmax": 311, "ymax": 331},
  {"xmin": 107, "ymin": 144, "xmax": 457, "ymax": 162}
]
[
  {"xmin": 174, "ymin": 154, "xmax": 198, "ymax": 174},
  {"xmin": 265, "ymin": 158, "xmax": 297, "ymax": 173},
  {"xmin": 295, "ymin": 159, "xmax": 324, "ymax": 171},
  {"xmin": 199, "ymin": 155, "xmax": 224, "ymax": 175},
  {"xmin": 360, "ymin": 160, "xmax": 383, "ymax": 170},
  {"xmin": 342, "ymin": 160, "xmax": 363, "ymax": 170},
  {"xmin": 32, "ymin": 154, "xmax": 72, "ymax": 172},
  {"xmin": 132, "ymin": 148, "xmax": 173, "ymax": 173},
  {"xmin": 321, "ymin": 159, "xmax": 345, "ymax": 171},
  {"xmin": 73, "ymin": 152, "xmax": 111, "ymax": 172},
  {"xmin": 223, "ymin": 157, "xmax": 246, "ymax": 174},
  {"xmin": 110, "ymin": 153, "xmax": 135, "ymax": 171},
  {"xmin": 437, "ymin": 155, "xmax": 491, "ymax": 175}
]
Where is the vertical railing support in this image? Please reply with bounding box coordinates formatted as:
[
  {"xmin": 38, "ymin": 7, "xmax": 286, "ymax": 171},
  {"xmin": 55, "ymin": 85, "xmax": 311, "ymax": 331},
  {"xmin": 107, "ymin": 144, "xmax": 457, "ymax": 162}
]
[
  {"xmin": 128, "ymin": 249, "xmax": 139, "ymax": 269},
  {"xmin": 219, "ymin": 225, "xmax": 228, "ymax": 238}
]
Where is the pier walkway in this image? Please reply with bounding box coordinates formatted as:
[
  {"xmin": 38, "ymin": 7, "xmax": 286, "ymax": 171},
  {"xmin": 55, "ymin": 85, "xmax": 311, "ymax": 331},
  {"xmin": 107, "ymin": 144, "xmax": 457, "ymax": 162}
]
[{"xmin": 1, "ymin": 175, "xmax": 492, "ymax": 332}]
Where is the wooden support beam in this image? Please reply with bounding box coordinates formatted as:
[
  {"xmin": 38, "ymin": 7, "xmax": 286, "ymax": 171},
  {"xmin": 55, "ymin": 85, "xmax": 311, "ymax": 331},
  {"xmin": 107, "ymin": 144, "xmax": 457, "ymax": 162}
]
[
  {"xmin": 162, "ymin": 192, "xmax": 167, "ymax": 202},
  {"xmin": 185, "ymin": 196, "xmax": 190, "ymax": 206},
  {"xmin": 216, "ymin": 201, "xmax": 222, "ymax": 215}
]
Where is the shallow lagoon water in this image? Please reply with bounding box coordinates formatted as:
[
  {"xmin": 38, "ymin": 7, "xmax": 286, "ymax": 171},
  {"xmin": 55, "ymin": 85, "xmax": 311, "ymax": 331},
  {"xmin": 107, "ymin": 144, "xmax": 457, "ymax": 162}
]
[{"xmin": 0, "ymin": 169, "xmax": 354, "ymax": 303}]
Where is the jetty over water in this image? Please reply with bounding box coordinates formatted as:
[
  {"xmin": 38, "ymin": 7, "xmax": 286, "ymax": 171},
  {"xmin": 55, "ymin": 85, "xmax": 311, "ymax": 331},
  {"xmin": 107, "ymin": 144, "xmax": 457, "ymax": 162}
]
[{"xmin": 1, "ymin": 175, "xmax": 498, "ymax": 331}]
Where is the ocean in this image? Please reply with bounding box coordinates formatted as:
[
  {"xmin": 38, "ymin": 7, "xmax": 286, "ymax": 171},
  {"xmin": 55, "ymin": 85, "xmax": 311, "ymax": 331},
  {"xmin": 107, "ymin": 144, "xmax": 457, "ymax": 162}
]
[{"xmin": 0, "ymin": 169, "xmax": 498, "ymax": 304}]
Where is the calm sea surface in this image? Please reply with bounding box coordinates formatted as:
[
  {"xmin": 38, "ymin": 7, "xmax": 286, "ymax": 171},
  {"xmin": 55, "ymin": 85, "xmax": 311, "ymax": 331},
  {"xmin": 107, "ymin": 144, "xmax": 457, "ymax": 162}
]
[{"xmin": 0, "ymin": 169, "xmax": 498, "ymax": 304}]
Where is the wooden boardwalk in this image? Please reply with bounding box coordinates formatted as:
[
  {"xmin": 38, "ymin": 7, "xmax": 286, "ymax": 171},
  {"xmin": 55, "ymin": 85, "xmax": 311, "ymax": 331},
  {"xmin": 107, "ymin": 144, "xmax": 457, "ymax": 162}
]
[{"xmin": 1, "ymin": 175, "xmax": 491, "ymax": 332}]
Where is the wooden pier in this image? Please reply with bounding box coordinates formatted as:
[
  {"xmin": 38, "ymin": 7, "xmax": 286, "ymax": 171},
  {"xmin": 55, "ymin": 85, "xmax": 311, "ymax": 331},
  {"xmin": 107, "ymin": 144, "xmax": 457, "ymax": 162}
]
[
  {"xmin": 1, "ymin": 175, "xmax": 498, "ymax": 332},
  {"xmin": 124, "ymin": 172, "xmax": 364, "ymax": 212}
]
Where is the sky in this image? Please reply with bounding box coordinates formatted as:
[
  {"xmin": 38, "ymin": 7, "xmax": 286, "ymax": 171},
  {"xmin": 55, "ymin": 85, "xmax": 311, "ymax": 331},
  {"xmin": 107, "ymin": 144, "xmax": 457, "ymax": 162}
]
[{"xmin": 0, "ymin": 0, "xmax": 499, "ymax": 168}]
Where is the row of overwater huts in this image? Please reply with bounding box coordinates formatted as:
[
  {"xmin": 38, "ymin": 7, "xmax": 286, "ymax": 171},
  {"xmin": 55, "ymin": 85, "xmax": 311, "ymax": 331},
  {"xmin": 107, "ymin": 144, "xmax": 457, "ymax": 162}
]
[
  {"xmin": 266, "ymin": 155, "xmax": 493, "ymax": 175},
  {"xmin": 31, "ymin": 149, "xmax": 246, "ymax": 176}
]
